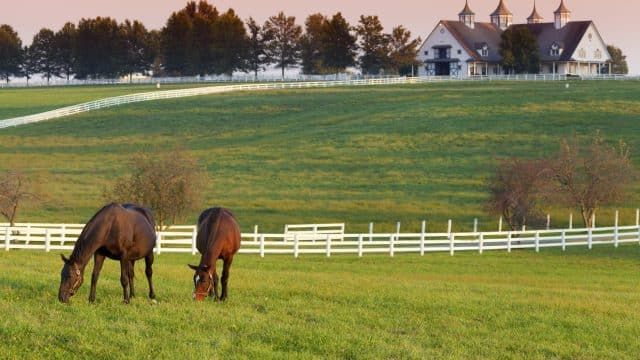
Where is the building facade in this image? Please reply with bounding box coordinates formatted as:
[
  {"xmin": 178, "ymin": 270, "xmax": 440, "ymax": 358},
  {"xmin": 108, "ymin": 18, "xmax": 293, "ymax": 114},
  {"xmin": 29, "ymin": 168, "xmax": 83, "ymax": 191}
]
[{"xmin": 418, "ymin": 0, "xmax": 611, "ymax": 77}]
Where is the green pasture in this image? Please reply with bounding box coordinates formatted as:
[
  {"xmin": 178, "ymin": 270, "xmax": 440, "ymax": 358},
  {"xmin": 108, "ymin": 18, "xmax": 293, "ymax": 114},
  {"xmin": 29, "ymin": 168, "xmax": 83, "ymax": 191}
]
[
  {"xmin": 1, "ymin": 245, "xmax": 639, "ymax": 359},
  {"xmin": 0, "ymin": 80, "xmax": 639, "ymax": 232}
]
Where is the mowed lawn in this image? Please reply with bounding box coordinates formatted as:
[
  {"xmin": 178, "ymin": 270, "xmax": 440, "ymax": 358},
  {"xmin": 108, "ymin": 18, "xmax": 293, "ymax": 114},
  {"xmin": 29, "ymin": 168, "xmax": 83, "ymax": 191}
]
[
  {"xmin": 0, "ymin": 80, "xmax": 639, "ymax": 232},
  {"xmin": 1, "ymin": 245, "xmax": 639, "ymax": 359}
]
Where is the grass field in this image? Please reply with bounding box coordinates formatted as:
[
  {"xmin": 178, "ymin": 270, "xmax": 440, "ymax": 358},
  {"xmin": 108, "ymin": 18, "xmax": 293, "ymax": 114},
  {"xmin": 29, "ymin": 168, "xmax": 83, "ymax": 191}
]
[
  {"xmin": 1, "ymin": 245, "xmax": 639, "ymax": 359},
  {"xmin": 0, "ymin": 80, "xmax": 639, "ymax": 232}
]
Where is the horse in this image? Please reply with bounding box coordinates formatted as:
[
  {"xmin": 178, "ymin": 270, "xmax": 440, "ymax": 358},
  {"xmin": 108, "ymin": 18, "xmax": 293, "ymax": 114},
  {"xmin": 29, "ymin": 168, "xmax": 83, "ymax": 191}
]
[
  {"xmin": 58, "ymin": 203, "xmax": 157, "ymax": 304},
  {"xmin": 188, "ymin": 207, "xmax": 241, "ymax": 301}
]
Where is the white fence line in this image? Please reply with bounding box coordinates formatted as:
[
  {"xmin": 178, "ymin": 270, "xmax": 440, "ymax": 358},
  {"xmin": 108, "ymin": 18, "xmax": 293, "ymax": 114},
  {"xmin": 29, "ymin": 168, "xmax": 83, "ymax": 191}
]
[
  {"xmin": 2, "ymin": 222, "xmax": 638, "ymax": 257},
  {"xmin": 3, "ymin": 73, "xmax": 620, "ymax": 130}
]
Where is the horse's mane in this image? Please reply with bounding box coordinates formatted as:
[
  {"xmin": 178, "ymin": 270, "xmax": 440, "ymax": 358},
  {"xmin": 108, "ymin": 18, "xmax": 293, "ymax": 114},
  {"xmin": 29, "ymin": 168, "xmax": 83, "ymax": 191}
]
[{"xmin": 70, "ymin": 203, "xmax": 119, "ymax": 263}]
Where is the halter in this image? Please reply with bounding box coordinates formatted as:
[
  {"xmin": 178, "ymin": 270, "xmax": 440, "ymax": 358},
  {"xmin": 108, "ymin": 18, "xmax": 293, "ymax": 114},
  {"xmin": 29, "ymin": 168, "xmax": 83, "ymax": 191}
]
[
  {"xmin": 193, "ymin": 273, "xmax": 214, "ymax": 298},
  {"xmin": 67, "ymin": 267, "xmax": 82, "ymax": 295}
]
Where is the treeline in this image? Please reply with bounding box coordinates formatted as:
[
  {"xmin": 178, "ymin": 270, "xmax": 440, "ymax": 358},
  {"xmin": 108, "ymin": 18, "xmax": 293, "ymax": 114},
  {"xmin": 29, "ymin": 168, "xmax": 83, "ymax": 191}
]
[{"xmin": 0, "ymin": 1, "xmax": 421, "ymax": 84}]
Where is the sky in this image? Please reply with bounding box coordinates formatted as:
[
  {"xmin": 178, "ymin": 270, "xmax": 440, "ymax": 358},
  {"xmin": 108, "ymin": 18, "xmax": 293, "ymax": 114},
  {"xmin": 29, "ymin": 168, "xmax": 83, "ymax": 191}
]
[{"xmin": 1, "ymin": 0, "xmax": 637, "ymax": 74}]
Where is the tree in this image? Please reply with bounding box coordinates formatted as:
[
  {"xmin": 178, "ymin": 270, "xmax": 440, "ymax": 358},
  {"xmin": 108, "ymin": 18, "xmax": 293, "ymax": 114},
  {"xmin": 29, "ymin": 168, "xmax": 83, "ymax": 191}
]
[
  {"xmin": 190, "ymin": 1, "xmax": 219, "ymax": 76},
  {"xmin": 120, "ymin": 20, "xmax": 155, "ymax": 82},
  {"xmin": 212, "ymin": 9, "xmax": 248, "ymax": 76},
  {"xmin": 551, "ymin": 132, "xmax": 637, "ymax": 228},
  {"xmin": 54, "ymin": 22, "xmax": 77, "ymax": 82},
  {"xmin": 264, "ymin": 11, "xmax": 302, "ymax": 78},
  {"xmin": 356, "ymin": 16, "xmax": 389, "ymax": 75},
  {"xmin": 106, "ymin": 151, "xmax": 204, "ymax": 229},
  {"xmin": 30, "ymin": 28, "xmax": 61, "ymax": 85},
  {"xmin": 320, "ymin": 12, "xmax": 357, "ymax": 75},
  {"xmin": 0, "ymin": 24, "xmax": 23, "ymax": 83},
  {"xmin": 387, "ymin": 26, "xmax": 421, "ymax": 76},
  {"xmin": 245, "ymin": 17, "xmax": 272, "ymax": 79},
  {"xmin": 161, "ymin": 7, "xmax": 195, "ymax": 75},
  {"xmin": 19, "ymin": 46, "xmax": 38, "ymax": 85},
  {"xmin": 300, "ymin": 13, "xmax": 327, "ymax": 75},
  {"xmin": 0, "ymin": 171, "xmax": 40, "ymax": 227},
  {"xmin": 74, "ymin": 17, "xmax": 124, "ymax": 79},
  {"xmin": 485, "ymin": 158, "xmax": 552, "ymax": 231},
  {"xmin": 499, "ymin": 27, "xmax": 539, "ymax": 74},
  {"xmin": 607, "ymin": 45, "xmax": 628, "ymax": 74}
]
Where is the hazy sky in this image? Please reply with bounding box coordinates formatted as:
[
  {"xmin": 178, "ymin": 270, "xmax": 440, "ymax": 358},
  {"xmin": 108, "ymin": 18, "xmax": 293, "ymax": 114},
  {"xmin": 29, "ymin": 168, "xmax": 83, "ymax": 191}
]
[{"xmin": 1, "ymin": 0, "xmax": 637, "ymax": 73}]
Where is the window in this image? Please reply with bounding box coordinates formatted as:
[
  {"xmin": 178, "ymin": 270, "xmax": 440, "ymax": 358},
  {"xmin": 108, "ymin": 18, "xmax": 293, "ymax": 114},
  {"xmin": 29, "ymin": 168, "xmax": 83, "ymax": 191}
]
[
  {"xmin": 477, "ymin": 44, "xmax": 489, "ymax": 57},
  {"xmin": 424, "ymin": 51, "xmax": 429, "ymax": 56},
  {"xmin": 457, "ymin": 49, "xmax": 462, "ymax": 55},
  {"xmin": 550, "ymin": 43, "xmax": 563, "ymax": 56}
]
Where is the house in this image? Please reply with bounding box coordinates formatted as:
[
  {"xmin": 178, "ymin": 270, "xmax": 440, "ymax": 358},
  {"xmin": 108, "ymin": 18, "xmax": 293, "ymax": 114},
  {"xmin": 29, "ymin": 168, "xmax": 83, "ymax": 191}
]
[{"xmin": 417, "ymin": 0, "xmax": 611, "ymax": 76}]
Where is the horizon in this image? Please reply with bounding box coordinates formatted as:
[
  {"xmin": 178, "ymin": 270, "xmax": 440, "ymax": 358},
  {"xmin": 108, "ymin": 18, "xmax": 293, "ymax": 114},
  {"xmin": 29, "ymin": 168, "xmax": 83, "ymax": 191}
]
[{"xmin": 1, "ymin": 0, "xmax": 637, "ymax": 74}]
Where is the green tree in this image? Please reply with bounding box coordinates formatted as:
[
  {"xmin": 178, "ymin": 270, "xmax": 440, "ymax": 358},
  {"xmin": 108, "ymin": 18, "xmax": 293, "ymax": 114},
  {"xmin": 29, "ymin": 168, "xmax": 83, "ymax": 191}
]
[
  {"xmin": 191, "ymin": 1, "xmax": 219, "ymax": 76},
  {"xmin": 54, "ymin": 22, "xmax": 77, "ymax": 82},
  {"xmin": 245, "ymin": 17, "xmax": 272, "ymax": 79},
  {"xmin": 320, "ymin": 12, "xmax": 357, "ymax": 75},
  {"xmin": 30, "ymin": 28, "xmax": 61, "ymax": 85},
  {"xmin": 499, "ymin": 27, "xmax": 539, "ymax": 74},
  {"xmin": 606, "ymin": 45, "xmax": 628, "ymax": 74},
  {"xmin": 212, "ymin": 9, "xmax": 248, "ymax": 76},
  {"xmin": 120, "ymin": 20, "xmax": 155, "ymax": 82},
  {"xmin": 356, "ymin": 16, "xmax": 389, "ymax": 75},
  {"xmin": 0, "ymin": 24, "xmax": 23, "ymax": 83},
  {"xmin": 264, "ymin": 11, "xmax": 302, "ymax": 78},
  {"xmin": 300, "ymin": 13, "xmax": 327, "ymax": 75},
  {"xmin": 19, "ymin": 45, "xmax": 37, "ymax": 85},
  {"xmin": 74, "ymin": 17, "xmax": 124, "ymax": 79},
  {"xmin": 387, "ymin": 26, "xmax": 421, "ymax": 76}
]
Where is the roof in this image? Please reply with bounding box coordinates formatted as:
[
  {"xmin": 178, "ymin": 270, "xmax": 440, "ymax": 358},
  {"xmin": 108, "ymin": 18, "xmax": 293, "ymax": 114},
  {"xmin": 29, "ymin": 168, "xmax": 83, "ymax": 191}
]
[
  {"xmin": 555, "ymin": 0, "xmax": 571, "ymax": 14},
  {"xmin": 458, "ymin": 0, "xmax": 475, "ymax": 16},
  {"xmin": 527, "ymin": 3, "xmax": 543, "ymax": 21},
  {"xmin": 510, "ymin": 21, "xmax": 592, "ymax": 61},
  {"xmin": 491, "ymin": 0, "xmax": 512, "ymax": 16},
  {"xmin": 441, "ymin": 21, "xmax": 503, "ymax": 62},
  {"xmin": 438, "ymin": 20, "xmax": 593, "ymax": 62}
]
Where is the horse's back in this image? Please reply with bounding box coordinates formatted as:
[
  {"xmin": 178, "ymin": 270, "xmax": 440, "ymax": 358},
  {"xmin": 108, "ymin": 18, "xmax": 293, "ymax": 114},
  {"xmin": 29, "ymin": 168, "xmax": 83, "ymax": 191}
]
[{"xmin": 196, "ymin": 207, "xmax": 241, "ymax": 256}]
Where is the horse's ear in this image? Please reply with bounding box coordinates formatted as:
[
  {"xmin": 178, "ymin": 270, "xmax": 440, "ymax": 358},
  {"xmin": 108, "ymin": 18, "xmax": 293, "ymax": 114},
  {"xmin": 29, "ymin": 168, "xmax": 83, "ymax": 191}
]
[
  {"xmin": 60, "ymin": 254, "xmax": 69, "ymax": 263},
  {"xmin": 188, "ymin": 264, "xmax": 199, "ymax": 271}
]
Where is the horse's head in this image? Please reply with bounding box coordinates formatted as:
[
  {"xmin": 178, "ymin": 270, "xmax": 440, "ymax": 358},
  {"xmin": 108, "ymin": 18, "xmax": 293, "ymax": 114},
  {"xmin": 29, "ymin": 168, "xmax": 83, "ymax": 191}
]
[
  {"xmin": 58, "ymin": 254, "xmax": 83, "ymax": 303},
  {"xmin": 188, "ymin": 264, "xmax": 212, "ymax": 301}
]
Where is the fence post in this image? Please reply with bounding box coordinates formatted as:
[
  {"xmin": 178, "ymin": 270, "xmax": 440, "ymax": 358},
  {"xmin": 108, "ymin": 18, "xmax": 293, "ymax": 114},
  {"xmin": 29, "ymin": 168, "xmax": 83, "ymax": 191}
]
[
  {"xmin": 61, "ymin": 225, "xmax": 66, "ymax": 246},
  {"xmin": 535, "ymin": 231, "xmax": 539, "ymax": 253},
  {"xmin": 253, "ymin": 225, "xmax": 258, "ymax": 243},
  {"xmin": 4, "ymin": 227, "xmax": 9, "ymax": 251},
  {"xmin": 507, "ymin": 231, "xmax": 512, "ymax": 253},
  {"xmin": 449, "ymin": 234, "xmax": 455, "ymax": 256},
  {"xmin": 26, "ymin": 224, "xmax": 31, "ymax": 244},
  {"xmin": 389, "ymin": 235, "xmax": 395, "ymax": 257},
  {"xmin": 614, "ymin": 210, "xmax": 619, "ymax": 248},
  {"xmin": 259, "ymin": 235, "xmax": 265, "ymax": 258},
  {"xmin": 294, "ymin": 234, "xmax": 299, "ymax": 258},
  {"xmin": 561, "ymin": 230, "xmax": 566, "ymax": 251},
  {"xmin": 588, "ymin": 228, "xmax": 593, "ymax": 249},
  {"xmin": 45, "ymin": 229, "xmax": 51, "ymax": 252},
  {"xmin": 369, "ymin": 222, "xmax": 373, "ymax": 243},
  {"xmin": 325, "ymin": 234, "xmax": 331, "ymax": 257},
  {"xmin": 473, "ymin": 218, "xmax": 478, "ymax": 233},
  {"xmin": 156, "ymin": 232, "xmax": 162, "ymax": 254},
  {"xmin": 479, "ymin": 233, "xmax": 484, "ymax": 254},
  {"xmin": 498, "ymin": 216, "xmax": 503, "ymax": 232},
  {"xmin": 191, "ymin": 228, "xmax": 197, "ymax": 255},
  {"xmin": 569, "ymin": 213, "xmax": 573, "ymax": 230},
  {"xmin": 396, "ymin": 222, "xmax": 401, "ymax": 235},
  {"xmin": 636, "ymin": 208, "xmax": 639, "ymax": 227},
  {"xmin": 420, "ymin": 221, "xmax": 426, "ymax": 256},
  {"xmin": 358, "ymin": 234, "xmax": 363, "ymax": 257},
  {"xmin": 592, "ymin": 213, "xmax": 596, "ymax": 228},
  {"xmin": 448, "ymin": 219, "xmax": 452, "ymax": 234},
  {"xmin": 546, "ymin": 214, "xmax": 550, "ymax": 230}
]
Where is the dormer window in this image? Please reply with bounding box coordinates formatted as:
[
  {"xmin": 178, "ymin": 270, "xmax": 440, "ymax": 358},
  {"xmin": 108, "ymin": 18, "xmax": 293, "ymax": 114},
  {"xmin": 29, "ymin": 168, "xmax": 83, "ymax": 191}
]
[
  {"xmin": 550, "ymin": 43, "xmax": 563, "ymax": 56},
  {"xmin": 477, "ymin": 44, "xmax": 489, "ymax": 57}
]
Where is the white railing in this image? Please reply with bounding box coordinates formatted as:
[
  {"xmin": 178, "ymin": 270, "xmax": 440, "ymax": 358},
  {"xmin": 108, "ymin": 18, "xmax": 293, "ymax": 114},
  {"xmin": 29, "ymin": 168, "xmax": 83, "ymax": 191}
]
[{"xmin": 2, "ymin": 222, "xmax": 638, "ymax": 257}]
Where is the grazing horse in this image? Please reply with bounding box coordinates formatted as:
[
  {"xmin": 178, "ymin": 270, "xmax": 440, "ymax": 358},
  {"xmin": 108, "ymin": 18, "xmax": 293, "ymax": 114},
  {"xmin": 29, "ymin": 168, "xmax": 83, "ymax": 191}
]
[
  {"xmin": 58, "ymin": 203, "xmax": 157, "ymax": 304},
  {"xmin": 188, "ymin": 207, "xmax": 241, "ymax": 301}
]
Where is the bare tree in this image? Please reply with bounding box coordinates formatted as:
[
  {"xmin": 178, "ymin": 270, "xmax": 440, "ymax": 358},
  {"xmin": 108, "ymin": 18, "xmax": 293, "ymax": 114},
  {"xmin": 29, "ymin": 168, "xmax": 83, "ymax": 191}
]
[
  {"xmin": 551, "ymin": 132, "xmax": 637, "ymax": 228},
  {"xmin": 105, "ymin": 150, "xmax": 204, "ymax": 229},
  {"xmin": 485, "ymin": 158, "xmax": 552, "ymax": 230},
  {"xmin": 0, "ymin": 171, "xmax": 40, "ymax": 226}
]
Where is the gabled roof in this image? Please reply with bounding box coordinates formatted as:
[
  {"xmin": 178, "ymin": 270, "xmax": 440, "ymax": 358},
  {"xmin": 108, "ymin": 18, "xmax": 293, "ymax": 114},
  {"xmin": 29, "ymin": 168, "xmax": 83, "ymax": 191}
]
[
  {"xmin": 555, "ymin": 0, "xmax": 571, "ymax": 14},
  {"xmin": 440, "ymin": 21, "xmax": 503, "ymax": 62},
  {"xmin": 459, "ymin": 0, "xmax": 475, "ymax": 16},
  {"xmin": 510, "ymin": 21, "xmax": 592, "ymax": 61},
  {"xmin": 491, "ymin": 0, "xmax": 512, "ymax": 16}
]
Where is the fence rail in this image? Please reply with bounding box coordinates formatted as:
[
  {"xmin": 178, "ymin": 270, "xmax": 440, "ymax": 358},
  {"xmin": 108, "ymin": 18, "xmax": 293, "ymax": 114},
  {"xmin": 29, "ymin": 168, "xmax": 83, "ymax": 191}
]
[{"xmin": 2, "ymin": 222, "xmax": 638, "ymax": 257}]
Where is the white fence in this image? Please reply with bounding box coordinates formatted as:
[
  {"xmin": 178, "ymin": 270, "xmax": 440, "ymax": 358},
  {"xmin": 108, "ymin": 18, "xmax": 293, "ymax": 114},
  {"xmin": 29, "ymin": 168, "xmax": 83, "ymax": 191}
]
[{"xmin": 2, "ymin": 221, "xmax": 638, "ymax": 257}]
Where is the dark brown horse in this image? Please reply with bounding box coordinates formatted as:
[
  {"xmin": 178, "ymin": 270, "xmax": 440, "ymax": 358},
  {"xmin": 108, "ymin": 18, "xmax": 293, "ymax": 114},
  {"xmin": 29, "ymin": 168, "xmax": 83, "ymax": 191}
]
[
  {"xmin": 58, "ymin": 203, "xmax": 157, "ymax": 304},
  {"xmin": 188, "ymin": 207, "xmax": 241, "ymax": 301}
]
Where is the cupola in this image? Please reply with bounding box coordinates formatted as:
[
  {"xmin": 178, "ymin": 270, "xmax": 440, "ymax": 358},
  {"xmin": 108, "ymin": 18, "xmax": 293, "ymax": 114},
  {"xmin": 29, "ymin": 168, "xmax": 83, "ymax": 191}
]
[
  {"xmin": 527, "ymin": 1, "xmax": 544, "ymax": 24},
  {"xmin": 459, "ymin": 0, "xmax": 475, "ymax": 29},
  {"xmin": 490, "ymin": 0, "xmax": 513, "ymax": 31},
  {"xmin": 554, "ymin": 0, "xmax": 571, "ymax": 29}
]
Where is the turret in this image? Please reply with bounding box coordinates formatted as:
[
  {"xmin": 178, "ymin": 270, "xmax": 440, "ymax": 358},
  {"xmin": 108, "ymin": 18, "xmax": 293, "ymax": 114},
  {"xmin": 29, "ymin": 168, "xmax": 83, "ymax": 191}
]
[
  {"xmin": 490, "ymin": 0, "xmax": 513, "ymax": 31},
  {"xmin": 527, "ymin": 1, "xmax": 544, "ymax": 24},
  {"xmin": 554, "ymin": 0, "xmax": 571, "ymax": 29},
  {"xmin": 459, "ymin": 0, "xmax": 475, "ymax": 29}
]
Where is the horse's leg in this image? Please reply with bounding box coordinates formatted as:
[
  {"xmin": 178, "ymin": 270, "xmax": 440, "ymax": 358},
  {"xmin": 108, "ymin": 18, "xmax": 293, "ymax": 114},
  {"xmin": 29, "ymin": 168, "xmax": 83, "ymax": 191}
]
[
  {"xmin": 120, "ymin": 260, "xmax": 131, "ymax": 304},
  {"xmin": 89, "ymin": 253, "xmax": 106, "ymax": 303},
  {"xmin": 128, "ymin": 260, "xmax": 136, "ymax": 298},
  {"xmin": 144, "ymin": 253, "xmax": 156, "ymax": 299},
  {"xmin": 220, "ymin": 256, "xmax": 234, "ymax": 301},
  {"xmin": 211, "ymin": 263, "xmax": 220, "ymax": 301}
]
